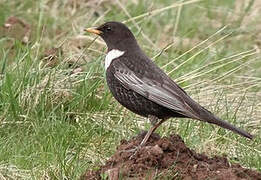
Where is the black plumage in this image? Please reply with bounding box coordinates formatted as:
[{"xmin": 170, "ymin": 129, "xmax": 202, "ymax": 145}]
[{"xmin": 85, "ymin": 21, "xmax": 253, "ymax": 146}]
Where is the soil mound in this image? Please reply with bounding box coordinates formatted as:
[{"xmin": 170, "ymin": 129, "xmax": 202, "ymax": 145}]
[{"xmin": 81, "ymin": 133, "xmax": 261, "ymax": 180}]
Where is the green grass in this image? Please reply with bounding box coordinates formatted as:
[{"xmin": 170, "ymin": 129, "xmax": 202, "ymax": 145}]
[{"xmin": 0, "ymin": 0, "xmax": 260, "ymax": 179}]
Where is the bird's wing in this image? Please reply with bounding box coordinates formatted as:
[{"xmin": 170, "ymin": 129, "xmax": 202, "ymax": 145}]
[
  {"xmin": 112, "ymin": 58, "xmax": 254, "ymax": 139},
  {"xmin": 112, "ymin": 60, "xmax": 201, "ymax": 119}
]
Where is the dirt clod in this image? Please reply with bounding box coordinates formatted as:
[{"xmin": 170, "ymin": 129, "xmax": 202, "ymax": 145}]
[
  {"xmin": 3, "ymin": 16, "xmax": 31, "ymax": 44},
  {"xmin": 81, "ymin": 133, "xmax": 261, "ymax": 180},
  {"xmin": 41, "ymin": 47, "xmax": 63, "ymax": 67}
]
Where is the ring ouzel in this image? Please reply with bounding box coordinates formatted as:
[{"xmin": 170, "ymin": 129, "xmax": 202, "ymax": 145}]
[{"xmin": 85, "ymin": 21, "xmax": 253, "ymax": 146}]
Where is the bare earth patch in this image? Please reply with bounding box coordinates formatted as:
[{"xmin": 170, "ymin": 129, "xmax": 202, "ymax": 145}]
[{"xmin": 81, "ymin": 133, "xmax": 261, "ymax": 180}]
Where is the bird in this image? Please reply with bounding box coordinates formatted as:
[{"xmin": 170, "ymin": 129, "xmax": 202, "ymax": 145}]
[{"xmin": 85, "ymin": 21, "xmax": 253, "ymax": 146}]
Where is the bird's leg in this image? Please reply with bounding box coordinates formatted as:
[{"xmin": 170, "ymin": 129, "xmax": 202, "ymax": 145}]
[
  {"xmin": 126, "ymin": 116, "xmax": 165, "ymax": 159},
  {"xmin": 119, "ymin": 116, "xmax": 161, "ymax": 153},
  {"xmin": 139, "ymin": 115, "xmax": 165, "ymax": 146}
]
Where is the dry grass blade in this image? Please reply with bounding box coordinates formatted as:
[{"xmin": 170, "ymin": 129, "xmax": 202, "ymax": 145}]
[
  {"xmin": 0, "ymin": 164, "xmax": 31, "ymax": 179},
  {"xmin": 173, "ymin": 0, "xmax": 183, "ymax": 39},
  {"xmin": 116, "ymin": 0, "xmax": 157, "ymax": 49},
  {"xmin": 162, "ymin": 26, "xmax": 227, "ymax": 69},
  {"xmin": 198, "ymin": 79, "xmax": 260, "ymax": 93},
  {"xmin": 152, "ymin": 42, "xmax": 176, "ymax": 60},
  {"xmin": 176, "ymin": 49, "xmax": 257, "ymax": 82},
  {"xmin": 92, "ymin": 9, "xmax": 111, "ymax": 26},
  {"xmin": 123, "ymin": 0, "xmax": 204, "ymax": 23},
  {"xmin": 218, "ymin": 135, "xmax": 261, "ymax": 154},
  {"xmin": 183, "ymin": 54, "xmax": 259, "ymax": 90},
  {"xmin": 168, "ymin": 32, "xmax": 232, "ymax": 75},
  {"xmin": 213, "ymin": 58, "xmax": 259, "ymax": 83}
]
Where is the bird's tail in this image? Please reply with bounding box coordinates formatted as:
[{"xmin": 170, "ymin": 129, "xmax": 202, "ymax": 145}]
[{"xmin": 200, "ymin": 108, "xmax": 253, "ymax": 139}]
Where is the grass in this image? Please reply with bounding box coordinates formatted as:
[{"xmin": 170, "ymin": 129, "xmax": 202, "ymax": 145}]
[{"xmin": 0, "ymin": 0, "xmax": 260, "ymax": 179}]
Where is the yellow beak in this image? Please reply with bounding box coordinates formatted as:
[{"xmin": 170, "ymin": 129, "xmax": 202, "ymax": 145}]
[{"xmin": 84, "ymin": 28, "xmax": 102, "ymax": 35}]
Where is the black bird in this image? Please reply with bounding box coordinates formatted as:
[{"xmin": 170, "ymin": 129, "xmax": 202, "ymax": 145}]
[{"xmin": 85, "ymin": 21, "xmax": 253, "ymax": 146}]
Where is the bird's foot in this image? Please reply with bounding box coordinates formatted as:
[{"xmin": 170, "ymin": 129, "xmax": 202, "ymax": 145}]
[
  {"xmin": 119, "ymin": 145, "xmax": 142, "ymax": 160},
  {"xmin": 128, "ymin": 145, "xmax": 142, "ymax": 160}
]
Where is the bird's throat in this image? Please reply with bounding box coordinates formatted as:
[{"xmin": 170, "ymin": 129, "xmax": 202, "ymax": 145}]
[{"xmin": 105, "ymin": 49, "xmax": 125, "ymax": 70}]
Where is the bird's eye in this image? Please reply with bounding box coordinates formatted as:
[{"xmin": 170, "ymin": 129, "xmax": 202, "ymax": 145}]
[{"xmin": 106, "ymin": 26, "xmax": 111, "ymax": 32}]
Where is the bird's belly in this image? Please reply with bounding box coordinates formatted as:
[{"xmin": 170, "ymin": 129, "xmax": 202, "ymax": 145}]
[{"xmin": 106, "ymin": 73, "xmax": 173, "ymax": 119}]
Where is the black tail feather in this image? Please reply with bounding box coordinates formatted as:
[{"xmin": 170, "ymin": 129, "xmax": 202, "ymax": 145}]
[{"xmin": 201, "ymin": 109, "xmax": 253, "ymax": 139}]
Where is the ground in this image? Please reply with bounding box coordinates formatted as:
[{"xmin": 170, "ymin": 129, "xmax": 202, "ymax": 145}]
[{"xmin": 81, "ymin": 133, "xmax": 261, "ymax": 180}]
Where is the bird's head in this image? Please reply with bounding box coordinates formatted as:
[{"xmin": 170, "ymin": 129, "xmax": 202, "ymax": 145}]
[{"xmin": 85, "ymin": 21, "xmax": 139, "ymax": 51}]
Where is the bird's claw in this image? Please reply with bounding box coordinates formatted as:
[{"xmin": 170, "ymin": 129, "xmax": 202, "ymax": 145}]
[
  {"xmin": 119, "ymin": 145, "xmax": 142, "ymax": 160},
  {"xmin": 128, "ymin": 145, "xmax": 142, "ymax": 160}
]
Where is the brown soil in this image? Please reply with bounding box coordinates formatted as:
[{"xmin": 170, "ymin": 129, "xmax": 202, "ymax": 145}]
[{"xmin": 81, "ymin": 133, "xmax": 261, "ymax": 180}]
